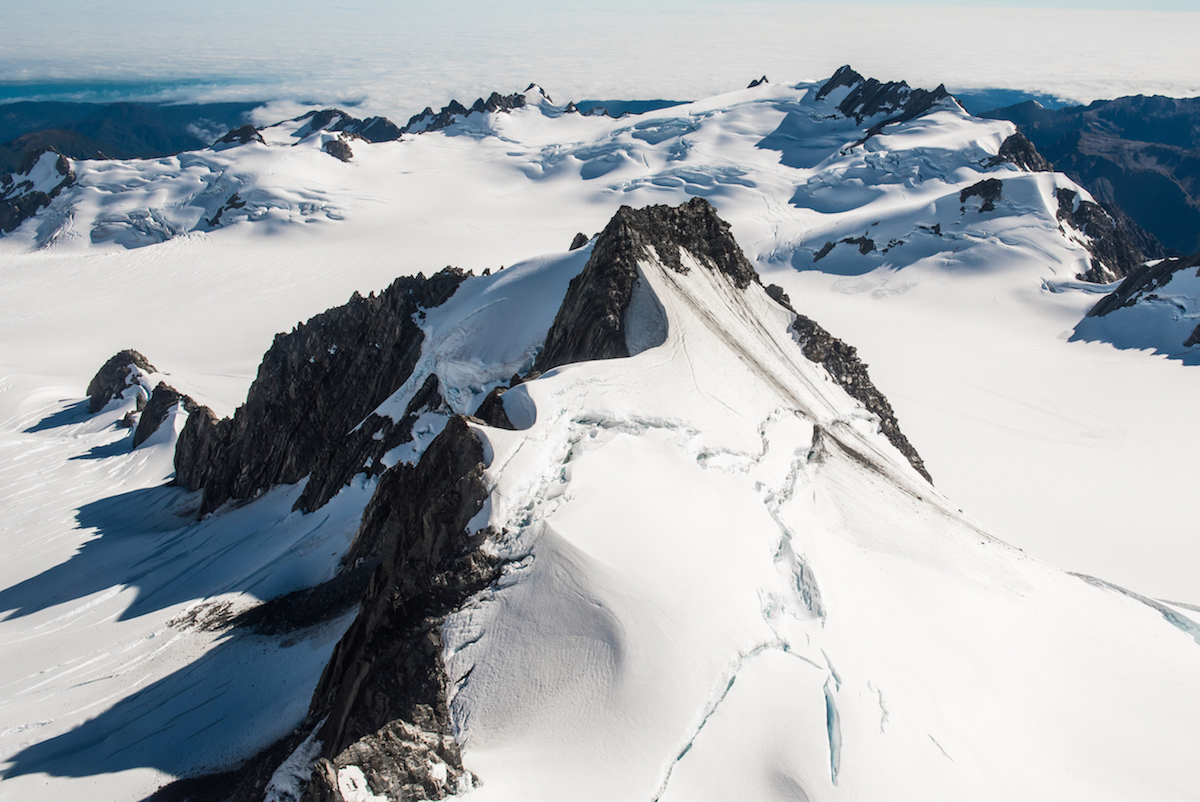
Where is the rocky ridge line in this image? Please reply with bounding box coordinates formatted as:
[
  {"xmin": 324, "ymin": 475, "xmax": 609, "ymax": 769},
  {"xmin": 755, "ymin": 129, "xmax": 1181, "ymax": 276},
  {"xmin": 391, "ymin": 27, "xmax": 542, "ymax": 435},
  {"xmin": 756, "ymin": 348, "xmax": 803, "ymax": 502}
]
[
  {"xmin": 817, "ymin": 65, "xmax": 956, "ymax": 142},
  {"xmin": 1055, "ymin": 187, "xmax": 1148, "ymax": 282},
  {"xmin": 173, "ymin": 268, "xmax": 469, "ymax": 516},
  {"xmin": 536, "ymin": 197, "xmax": 758, "ymax": 372},
  {"xmin": 0, "ymin": 147, "xmax": 75, "ymax": 234}
]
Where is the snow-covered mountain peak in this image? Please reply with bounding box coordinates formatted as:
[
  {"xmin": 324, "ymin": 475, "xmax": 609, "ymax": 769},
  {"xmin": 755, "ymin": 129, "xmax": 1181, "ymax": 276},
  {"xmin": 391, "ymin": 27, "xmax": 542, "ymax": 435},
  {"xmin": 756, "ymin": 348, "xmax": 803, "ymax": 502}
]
[
  {"xmin": 0, "ymin": 146, "xmax": 74, "ymax": 234},
  {"xmin": 815, "ymin": 64, "xmax": 958, "ymax": 129}
]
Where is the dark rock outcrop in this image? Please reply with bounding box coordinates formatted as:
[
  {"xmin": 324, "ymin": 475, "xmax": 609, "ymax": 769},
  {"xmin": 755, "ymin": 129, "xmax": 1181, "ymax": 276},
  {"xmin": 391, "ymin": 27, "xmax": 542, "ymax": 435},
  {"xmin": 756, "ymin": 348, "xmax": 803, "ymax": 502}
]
[
  {"xmin": 816, "ymin": 65, "xmax": 955, "ymax": 140},
  {"xmin": 471, "ymin": 386, "xmax": 515, "ymax": 430},
  {"xmin": 402, "ymin": 86, "xmax": 546, "ymax": 135},
  {"xmin": 295, "ymin": 415, "xmax": 496, "ymax": 800},
  {"xmin": 205, "ymin": 193, "xmax": 247, "ymax": 228},
  {"xmin": 336, "ymin": 116, "xmax": 403, "ymax": 144},
  {"xmin": 748, "ymin": 76, "xmax": 769, "ymax": 89},
  {"xmin": 216, "ymin": 125, "xmax": 264, "ymax": 146},
  {"xmin": 569, "ymin": 232, "xmax": 589, "ymax": 250},
  {"xmin": 790, "ymin": 315, "xmax": 931, "ymax": 482},
  {"xmin": 842, "ymin": 235, "xmax": 876, "ymax": 254},
  {"xmin": 765, "ymin": 283, "xmax": 791, "ymax": 307},
  {"xmin": 322, "ymin": 138, "xmax": 354, "ymax": 162},
  {"xmin": 1086, "ymin": 252, "xmax": 1200, "ymax": 317},
  {"xmin": 1055, "ymin": 187, "xmax": 1147, "ymax": 282},
  {"xmin": 132, "ymin": 382, "xmax": 203, "ymax": 447},
  {"xmin": 536, "ymin": 197, "xmax": 757, "ymax": 372},
  {"xmin": 0, "ymin": 147, "xmax": 75, "ymax": 233},
  {"xmin": 960, "ymin": 178, "xmax": 1003, "ymax": 212},
  {"xmin": 173, "ymin": 268, "xmax": 469, "ymax": 516},
  {"xmin": 86, "ymin": 349, "xmax": 155, "ymax": 414},
  {"xmin": 285, "ymin": 109, "xmax": 405, "ymax": 144},
  {"xmin": 989, "ymin": 131, "xmax": 1051, "ymax": 172}
]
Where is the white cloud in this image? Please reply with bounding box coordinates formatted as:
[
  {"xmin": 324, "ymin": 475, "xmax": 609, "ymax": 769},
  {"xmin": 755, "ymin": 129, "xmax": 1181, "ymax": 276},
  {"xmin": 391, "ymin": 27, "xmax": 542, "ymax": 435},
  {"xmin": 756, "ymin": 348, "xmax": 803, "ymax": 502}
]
[{"xmin": 1, "ymin": 2, "xmax": 1197, "ymax": 118}]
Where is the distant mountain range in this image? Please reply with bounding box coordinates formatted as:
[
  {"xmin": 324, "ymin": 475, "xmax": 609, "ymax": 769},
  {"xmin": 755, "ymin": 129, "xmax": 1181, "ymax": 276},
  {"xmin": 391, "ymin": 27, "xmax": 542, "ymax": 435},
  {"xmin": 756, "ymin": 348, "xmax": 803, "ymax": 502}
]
[
  {"xmin": 982, "ymin": 95, "xmax": 1200, "ymax": 255},
  {"xmin": 0, "ymin": 101, "xmax": 259, "ymax": 172},
  {"xmin": 4, "ymin": 86, "xmax": 1198, "ymax": 260}
]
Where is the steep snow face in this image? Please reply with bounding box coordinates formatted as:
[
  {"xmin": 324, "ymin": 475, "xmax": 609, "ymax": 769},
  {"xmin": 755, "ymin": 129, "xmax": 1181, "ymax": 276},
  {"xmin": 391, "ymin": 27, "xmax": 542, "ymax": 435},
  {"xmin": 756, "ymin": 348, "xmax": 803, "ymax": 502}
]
[
  {"xmin": 440, "ymin": 225, "xmax": 1200, "ymax": 802},
  {"xmin": 1073, "ymin": 255, "xmax": 1200, "ymax": 364}
]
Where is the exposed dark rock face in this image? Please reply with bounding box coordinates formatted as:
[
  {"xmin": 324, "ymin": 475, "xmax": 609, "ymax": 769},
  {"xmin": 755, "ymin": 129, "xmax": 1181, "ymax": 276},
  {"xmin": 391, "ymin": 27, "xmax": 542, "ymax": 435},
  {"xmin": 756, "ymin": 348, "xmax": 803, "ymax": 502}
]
[
  {"xmin": 0, "ymin": 147, "xmax": 75, "ymax": 233},
  {"xmin": 173, "ymin": 268, "xmax": 469, "ymax": 516},
  {"xmin": 402, "ymin": 86, "xmax": 545, "ymax": 134},
  {"xmin": 960, "ymin": 178, "xmax": 1003, "ymax": 212},
  {"xmin": 336, "ymin": 116, "xmax": 403, "ymax": 144},
  {"xmin": 471, "ymin": 386, "xmax": 515, "ymax": 430},
  {"xmin": 86, "ymin": 349, "xmax": 155, "ymax": 413},
  {"xmin": 292, "ymin": 415, "xmax": 495, "ymax": 801},
  {"xmin": 205, "ymin": 193, "xmax": 247, "ymax": 228},
  {"xmin": 536, "ymin": 197, "xmax": 757, "ymax": 372},
  {"xmin": 842, "ymin": 235, "xmax": 876, "ymax": 254},
  {"xmin": 132, "ymin": 382, "xmax": 204, "ymax": 447},
  {"xmin": 289, "ymin": 109, "xmax": 352, "ymax": 140},
  {"xmin": 817, "ymin": 65, "xmax": 955, "ymax": 140},
  {"xmin": 989, "ymin": 131, "xmax": 1051, "ymax": 172},
  {"xmin": 765, "ymin": 283, "xmax": 791, "ymax": 307},
  {"xmin": 231, "ymin": 563, "xmax": 376, "ymax": 636},
  {"xmin": 748, "ymin": 76, "xmax": 769, "ymax": 89},
  {"xmin": 790, "ymin": 316, "xmax": 931, "ymax": 483},
  {"xmin": 1055, "ymin": 187, "xmax": 1147, "ymax": 282},
  {"xmin": 982, "ymin": 94, "xmax": 1200, "ymax": 254},
  {"xmin": 322, "ymin": 138, "xmax": 354, "ymax": 162},
  {"xmin": 301, "ymin": 373, "xmax": 449, "ymax": 513},
  {"xmin": 285, "ymin": 109, "xmax": 405, "ymax": 144},
  {"xmin": 216, "ymin": 125, "xmax": 264, "ymax": 146},
  {"xmin": 1086, "ymin": 252, "xmax": 1200, "ymax": 317},
  {"xmin": 569, "ymin": 231, "xmax": 589, "ymax": 250}
]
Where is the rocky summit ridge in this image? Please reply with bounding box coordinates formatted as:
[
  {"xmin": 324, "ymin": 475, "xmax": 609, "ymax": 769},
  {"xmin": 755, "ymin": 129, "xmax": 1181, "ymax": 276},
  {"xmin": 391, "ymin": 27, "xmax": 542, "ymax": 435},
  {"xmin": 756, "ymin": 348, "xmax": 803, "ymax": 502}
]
[{"xmin": 134, "ymin": 196, "xmax": 930, "ymax": 801}]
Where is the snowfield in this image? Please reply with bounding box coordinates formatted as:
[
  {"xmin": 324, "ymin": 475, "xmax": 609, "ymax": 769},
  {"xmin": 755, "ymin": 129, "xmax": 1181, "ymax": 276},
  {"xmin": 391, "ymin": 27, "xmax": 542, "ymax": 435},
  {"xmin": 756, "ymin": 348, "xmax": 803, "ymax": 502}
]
[{"xmin": 1, "ymin": 72, "xmax": 1199, "ymax": 800}]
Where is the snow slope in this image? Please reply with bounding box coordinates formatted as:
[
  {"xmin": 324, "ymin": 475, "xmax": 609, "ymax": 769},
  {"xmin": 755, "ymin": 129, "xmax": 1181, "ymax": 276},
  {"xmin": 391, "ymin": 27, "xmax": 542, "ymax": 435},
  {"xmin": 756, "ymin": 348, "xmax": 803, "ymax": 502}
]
[
  {"xmin": 432, "ymin": 204, "xmax": 1200, "ymax": 802},
  {"xmin": 1, "ymin": 70, "xmax": 1199, "ymax": 800}
]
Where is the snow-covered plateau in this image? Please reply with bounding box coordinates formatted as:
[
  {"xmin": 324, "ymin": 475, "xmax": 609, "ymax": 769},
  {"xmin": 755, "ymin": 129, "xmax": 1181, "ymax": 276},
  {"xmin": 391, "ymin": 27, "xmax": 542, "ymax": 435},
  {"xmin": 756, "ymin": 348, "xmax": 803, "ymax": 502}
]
[{"xmin": 1, "ymin": 69, "xmax": 1198, "ymax": 801}]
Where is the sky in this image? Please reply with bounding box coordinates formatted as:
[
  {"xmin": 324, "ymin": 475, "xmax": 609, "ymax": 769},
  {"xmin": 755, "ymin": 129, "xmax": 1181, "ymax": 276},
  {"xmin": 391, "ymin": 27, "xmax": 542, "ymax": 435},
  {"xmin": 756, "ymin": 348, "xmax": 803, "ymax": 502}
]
[{"xmin": 1, "ymin": 1, "xmax": 1198, "ymax": 118}]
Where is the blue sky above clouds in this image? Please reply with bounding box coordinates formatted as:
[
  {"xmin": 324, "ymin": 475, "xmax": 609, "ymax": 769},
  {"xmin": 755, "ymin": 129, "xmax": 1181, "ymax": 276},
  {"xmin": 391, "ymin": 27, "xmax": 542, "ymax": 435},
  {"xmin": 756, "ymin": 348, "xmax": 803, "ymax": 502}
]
[{"xmin": 1, "ymin": 1, "xmax": 1197, "ymax": 116}]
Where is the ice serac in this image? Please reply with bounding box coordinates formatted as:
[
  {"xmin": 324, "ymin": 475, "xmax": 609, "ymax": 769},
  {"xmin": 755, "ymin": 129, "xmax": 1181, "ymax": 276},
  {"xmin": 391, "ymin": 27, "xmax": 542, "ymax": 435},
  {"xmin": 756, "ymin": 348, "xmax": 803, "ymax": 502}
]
[
  {"xmin": 536, "ymin": 197, "xmax": 756, "ymax": 372},
  {"xmin": 295, "ymin": 415, "xmax": 495, "ymax": 801},
  {"xmin": 0, "ymin": 147, "xmax": 75, "ymax": 233},
  {"xmin": 173, "ymin": 268, "xmax": 468, "ymax": 516}
]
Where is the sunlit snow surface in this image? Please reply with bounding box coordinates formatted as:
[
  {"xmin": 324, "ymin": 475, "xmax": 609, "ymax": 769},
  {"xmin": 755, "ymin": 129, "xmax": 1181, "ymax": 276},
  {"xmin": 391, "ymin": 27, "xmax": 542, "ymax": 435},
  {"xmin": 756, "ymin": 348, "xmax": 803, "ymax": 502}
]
[{"xmin": 1, "ymin": 77, "xmax": 1199, "ymax": 799}]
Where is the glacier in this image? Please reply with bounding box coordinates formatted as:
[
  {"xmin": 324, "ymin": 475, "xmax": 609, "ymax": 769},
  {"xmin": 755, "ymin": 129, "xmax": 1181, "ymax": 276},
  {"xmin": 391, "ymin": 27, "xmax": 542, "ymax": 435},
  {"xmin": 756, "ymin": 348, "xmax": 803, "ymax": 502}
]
[{"xmin": 1, "ymin": 68, "xmax": 1198, "ymax": 801}]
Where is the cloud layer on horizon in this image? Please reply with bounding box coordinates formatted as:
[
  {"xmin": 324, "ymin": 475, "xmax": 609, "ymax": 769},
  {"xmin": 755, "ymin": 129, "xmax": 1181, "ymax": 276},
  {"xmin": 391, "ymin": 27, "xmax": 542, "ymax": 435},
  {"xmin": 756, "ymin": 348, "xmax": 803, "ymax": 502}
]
[{"xmin": 2, "ymin": 2, "xmax": 1197, "ymax": 118}]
